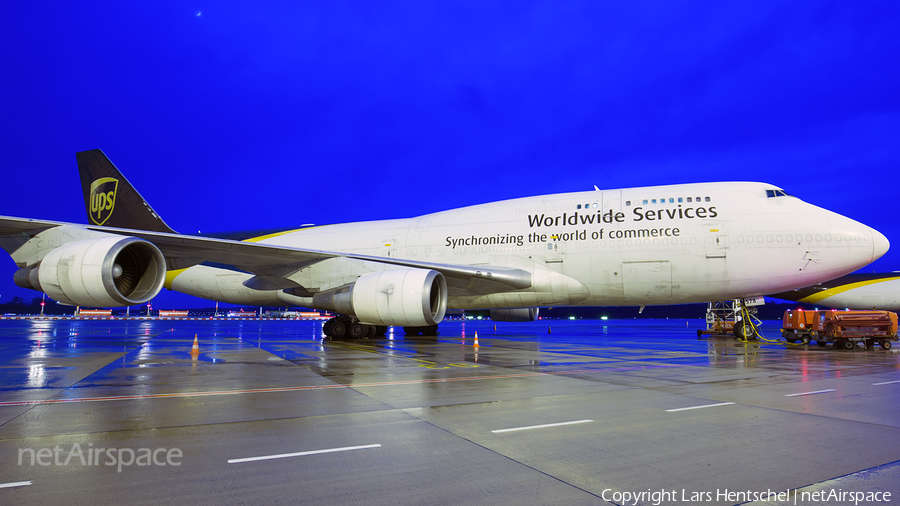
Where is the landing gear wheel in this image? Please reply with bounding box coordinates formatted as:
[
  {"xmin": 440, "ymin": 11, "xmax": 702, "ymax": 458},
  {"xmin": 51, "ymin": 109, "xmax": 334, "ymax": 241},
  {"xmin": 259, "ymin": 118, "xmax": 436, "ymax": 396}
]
[
  {"xmin": 733, "ymin": 321, "xmax": 757, "ymax": 340},
  {"xmin": 349, "ymin": 323, "xmax": 368, "ymax": 339},
  {"xmin": 834, "ymin": 339, "xmax": 844, "ymax": 349},
  {"xmin": 843, "ymin": 339, "xmax": 856, "ymax": 350},
  {"xmin": 375, "ymin": 326, "xmax": 388, "ymax": 337},
  {"xmin": 403, "ymin": 326, "xmax": 422, "ymax": 336},
  {"xmin": 800, "ymin": 335, "xmax": 811, "ymax": 345},
  {"xmin": 881, "ymin": 340, "xmax": 893, "ymax": 350},
  {"xmin": 330, "ymin": 320, "xmax": 348, "ymax": 338}
]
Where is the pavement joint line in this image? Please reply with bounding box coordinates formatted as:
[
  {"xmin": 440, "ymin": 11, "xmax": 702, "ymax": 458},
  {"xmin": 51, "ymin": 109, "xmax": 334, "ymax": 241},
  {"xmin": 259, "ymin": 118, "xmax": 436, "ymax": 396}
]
[
  {"xmin": 0, "ymin": 364, "xmax": 684, "ymax": 407},
  {"xmin": 784, "ymin": 388, "xmax": 837, "ymax": 397},
  {"xmin": 665, "ymin": 402, "xmax": 735, "ymax": 412},
  {"xmin": 227, "ymin": 444, "xmax": 381, "ymax": 463},
  {"xmin": 0, "ymin": 481, "xmax": 33, "ymax": 489},
  {"xmin": 872, "ymin": 379, "xmax": 900, "ymax": 385},
  {"xmin": 491, "ymin": 419, "xmax": 594, "ymax": 433}
]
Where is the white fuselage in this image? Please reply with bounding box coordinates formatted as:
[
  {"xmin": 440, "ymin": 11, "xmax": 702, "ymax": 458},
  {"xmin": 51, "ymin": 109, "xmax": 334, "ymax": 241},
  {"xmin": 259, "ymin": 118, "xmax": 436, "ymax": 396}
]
[{"xmin": 169, "ymin": 182, "xmax": 888, "ymax": 310}]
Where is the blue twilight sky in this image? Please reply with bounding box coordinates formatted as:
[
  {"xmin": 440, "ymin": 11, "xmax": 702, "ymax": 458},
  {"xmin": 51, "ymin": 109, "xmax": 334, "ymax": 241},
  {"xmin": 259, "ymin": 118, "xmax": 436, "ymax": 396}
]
[{"xmin": 2, "ymin": 2, "xmax": 899, "ymax": 308}]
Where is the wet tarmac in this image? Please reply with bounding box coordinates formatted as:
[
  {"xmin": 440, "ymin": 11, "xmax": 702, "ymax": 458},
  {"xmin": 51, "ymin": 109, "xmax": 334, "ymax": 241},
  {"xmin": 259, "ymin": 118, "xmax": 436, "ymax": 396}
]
[{"xmin": 0, "ymin": 318, "xmax": 898, "ymax": 506}]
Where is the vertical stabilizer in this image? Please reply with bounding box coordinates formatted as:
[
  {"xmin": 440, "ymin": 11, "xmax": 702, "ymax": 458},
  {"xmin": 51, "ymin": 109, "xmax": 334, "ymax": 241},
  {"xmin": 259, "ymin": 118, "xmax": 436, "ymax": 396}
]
[{"xmin": 77, "ymin": 150, "xmax": 176, "ymax": 233}]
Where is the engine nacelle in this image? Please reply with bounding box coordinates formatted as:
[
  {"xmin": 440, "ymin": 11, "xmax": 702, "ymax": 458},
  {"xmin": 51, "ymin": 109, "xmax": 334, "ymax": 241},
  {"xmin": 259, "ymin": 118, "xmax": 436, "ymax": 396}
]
[
  {"xmin": 490, "ymin": 308, "xmax": 540, "ymax": 322},
  {"xmin": 15, "ymin": 236, "xmax": 166, "ymax": 306},
  {"xmin": 313, "ymin": 268, "xmax": 447, "ymax": 326}
]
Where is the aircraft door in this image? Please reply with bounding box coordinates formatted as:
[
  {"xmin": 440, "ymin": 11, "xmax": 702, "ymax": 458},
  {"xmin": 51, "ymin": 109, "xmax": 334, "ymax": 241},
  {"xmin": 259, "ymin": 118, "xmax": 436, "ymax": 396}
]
[
  {"xmin": 545, "ymin": 241, "xmax": 565, "ymax": 266},
  {"xmin": 705, "ymin": 224, "xmax": 728, "ymax": 258},
  {"xmin": 602, "ymin": 189, "xmax": 622, "ymax": 214},
  {"xmin": 382, "ymin": 238, "xmax": 398, "ymax": 258}
]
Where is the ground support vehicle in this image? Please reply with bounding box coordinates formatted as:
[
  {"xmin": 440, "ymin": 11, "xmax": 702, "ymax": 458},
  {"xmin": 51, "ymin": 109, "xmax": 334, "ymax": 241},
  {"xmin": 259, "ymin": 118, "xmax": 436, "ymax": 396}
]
[
  {"xmin": 781, "ymin": 309, "xmax": 826, "ymax": 346},
  {"xmin": 782, "ymin": 309, "xmax": 897, "ymax": 350}
]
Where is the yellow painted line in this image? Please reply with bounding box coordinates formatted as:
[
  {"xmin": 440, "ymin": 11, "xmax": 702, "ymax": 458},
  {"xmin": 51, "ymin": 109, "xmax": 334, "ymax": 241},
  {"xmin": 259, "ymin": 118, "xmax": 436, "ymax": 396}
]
[
  {"xmin": 327, "ymin": 341, "xmax": 472, "ymax": 369},
  {"xmin": 164, "ymin": 268, "xmax": 187, "ymax": 290},
  {"xmin": 799, "ymin": 276, "xmax": 900, "ymax": 304},
  {"xmin": 0, "ymin": 365, "xmax": 687, "ymax": 407}
]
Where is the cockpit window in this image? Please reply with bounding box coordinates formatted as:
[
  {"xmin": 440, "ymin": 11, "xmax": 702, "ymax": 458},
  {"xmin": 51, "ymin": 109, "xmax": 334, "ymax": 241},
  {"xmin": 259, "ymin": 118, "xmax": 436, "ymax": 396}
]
[{"xmin": 766, "ymin": 189, "xmax": 792, "ymax": 198}]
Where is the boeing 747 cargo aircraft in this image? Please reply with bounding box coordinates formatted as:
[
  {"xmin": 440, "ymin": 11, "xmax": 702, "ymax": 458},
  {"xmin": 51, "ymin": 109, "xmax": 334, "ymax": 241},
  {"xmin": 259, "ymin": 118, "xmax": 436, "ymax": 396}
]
[{"xmin": 0, "ymin": 150, "xmax": 889, "ymax": 338}]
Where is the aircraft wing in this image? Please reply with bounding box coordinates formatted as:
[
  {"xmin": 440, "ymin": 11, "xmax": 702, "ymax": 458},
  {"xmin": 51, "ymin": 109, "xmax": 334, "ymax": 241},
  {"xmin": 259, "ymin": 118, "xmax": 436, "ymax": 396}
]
[
  {"xmin": 0, "ymin": 216, "xmax": 533, "ymax": 291},
  {"xmin": 0, "ymin": 216, "xmax": 61, "ymax": 235}
]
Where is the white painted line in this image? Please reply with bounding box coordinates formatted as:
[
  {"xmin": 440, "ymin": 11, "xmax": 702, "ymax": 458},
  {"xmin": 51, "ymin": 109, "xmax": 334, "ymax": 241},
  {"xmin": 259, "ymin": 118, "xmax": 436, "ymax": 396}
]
[
  {"xmin": 228, "ymin": 444, "xmax": 381, "ymax": 464},
  {"xmin": 784, "ymin": 389, "xmax": 837, "ymax": 397},
  {"xmin": 873, "ymin": 380, "xmax": 900, "ymax": 386},
  {"xmin": 491, "ymin": 419, "xmax": 593, "ymax": 433},
  {"xmin": 665, "ymin": 402, "xmax": 735, "ymax": 412},
  {"xmin": 0, "ymin": 481, "xmax": 33, "ymax": 489}
]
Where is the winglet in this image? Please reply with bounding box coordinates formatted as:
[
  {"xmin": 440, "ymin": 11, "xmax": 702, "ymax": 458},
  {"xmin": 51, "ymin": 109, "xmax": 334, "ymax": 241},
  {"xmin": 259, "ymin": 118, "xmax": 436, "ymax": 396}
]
[{"xmin": 77, "ymin": 149, "xmax": 176, "ymax": 233}]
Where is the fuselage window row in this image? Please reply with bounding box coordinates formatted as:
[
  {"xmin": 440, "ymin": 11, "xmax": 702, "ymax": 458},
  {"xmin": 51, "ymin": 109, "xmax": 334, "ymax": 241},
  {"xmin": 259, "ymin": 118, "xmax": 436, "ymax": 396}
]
[{"xmin": 575, "ymin": 196, "xmax": 713, "ymax": 210}]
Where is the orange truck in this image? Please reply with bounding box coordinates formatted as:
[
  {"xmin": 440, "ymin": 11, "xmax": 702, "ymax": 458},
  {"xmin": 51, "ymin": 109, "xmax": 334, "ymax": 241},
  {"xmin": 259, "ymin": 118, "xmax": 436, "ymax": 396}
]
[{"xmin": 782, "ymin": 309, "xmax": 897, "ymax": 350}]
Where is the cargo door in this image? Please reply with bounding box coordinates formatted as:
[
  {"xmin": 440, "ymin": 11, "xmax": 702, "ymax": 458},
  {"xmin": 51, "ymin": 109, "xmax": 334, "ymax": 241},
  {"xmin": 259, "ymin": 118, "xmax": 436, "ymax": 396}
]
[{"xmin": 622, "ymin": 260, "xmax": 672, "ymax": 300}]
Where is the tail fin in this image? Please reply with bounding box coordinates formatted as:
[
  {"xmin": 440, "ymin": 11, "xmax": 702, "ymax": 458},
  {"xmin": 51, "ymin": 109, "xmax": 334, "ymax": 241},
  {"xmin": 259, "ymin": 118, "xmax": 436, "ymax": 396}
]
[{"xmin": 77, "ymin": 149, "xmax": 177, "ymax": 234}]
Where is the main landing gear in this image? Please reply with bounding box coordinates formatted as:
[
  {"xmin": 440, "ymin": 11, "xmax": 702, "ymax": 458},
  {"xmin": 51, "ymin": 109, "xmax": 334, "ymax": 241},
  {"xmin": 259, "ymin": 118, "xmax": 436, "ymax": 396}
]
[
  {"xmin": 321, "ymin": 317, "xmax": 441, "ymax": 339},
  {"xmin": 322, "ymin": 316, "xmax": 387, "ymax": 339}
]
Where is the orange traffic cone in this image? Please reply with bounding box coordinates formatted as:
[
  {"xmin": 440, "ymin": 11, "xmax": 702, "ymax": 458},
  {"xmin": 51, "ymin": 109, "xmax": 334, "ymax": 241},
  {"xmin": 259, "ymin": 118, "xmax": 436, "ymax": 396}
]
[
  {"xmin": 548, "ymin": 326, "xmax": 552, "ymax": 334},
  {"xmin": 190, "ymin": 334, "xmax": 200, "ymax": 357},
  {"xmin": 474, "ymin": 331, "xmax": 479, "ymax": 348}
]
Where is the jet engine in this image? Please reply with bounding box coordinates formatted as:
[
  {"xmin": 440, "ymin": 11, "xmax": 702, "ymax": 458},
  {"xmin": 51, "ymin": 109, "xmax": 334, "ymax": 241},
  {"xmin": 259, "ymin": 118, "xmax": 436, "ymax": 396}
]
[
  {"xmin": 313, "ymin": 268, "xmax": 447, "ymax": 326},
  {"xmin": 490, "ymin": 308, "xmax": 540, "ymax": 322},
  {"xmin": 14, "ymin": 236, "xmax": 166, "ymax": 306}
]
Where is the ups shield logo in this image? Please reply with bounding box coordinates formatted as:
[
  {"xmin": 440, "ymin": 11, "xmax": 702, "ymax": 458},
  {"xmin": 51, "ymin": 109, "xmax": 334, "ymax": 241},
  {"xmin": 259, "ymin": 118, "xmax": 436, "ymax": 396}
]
[{"xmin": 89, "ymin": 177, "xmax": 118, "ymax": 225}]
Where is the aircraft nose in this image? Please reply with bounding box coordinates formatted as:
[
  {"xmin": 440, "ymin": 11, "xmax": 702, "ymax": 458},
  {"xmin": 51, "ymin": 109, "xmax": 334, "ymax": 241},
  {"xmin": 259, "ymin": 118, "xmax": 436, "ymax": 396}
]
[{"xmin": 872, "ymin": 228, "xmax": 890, "ymax": 261}]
